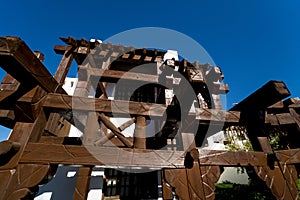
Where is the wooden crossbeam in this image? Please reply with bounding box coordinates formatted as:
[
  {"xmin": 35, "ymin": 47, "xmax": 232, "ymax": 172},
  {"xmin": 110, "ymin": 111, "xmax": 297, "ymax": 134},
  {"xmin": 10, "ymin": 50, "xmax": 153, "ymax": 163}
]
[
  {"xmin": 20, "ymin": 143, "xmax": 271, "ymax": 168},
  {"xmin": 0, "ymin": 36, "xmax": 66, "ymax": 94},
  {"xmin": 194, "ymin": 108, "xmax": 240, "ymax": 124},
  {"xmin": 41, "ymin": 93, "xmax": 167, "ymax": 117},
  {"xmin": 20, "ymin": 143, "xmax": 300, "ymax": 167},
  {"xmin": 84, "ymin": 68, "xmax": 159, "ymax": 83},
  {"xmin": 231, "ymin": 80, "xmax": 290, "ymax": 111},
  {"xmin": 4, "ymin": 90, "xmax": 294, "ymax": 127}
]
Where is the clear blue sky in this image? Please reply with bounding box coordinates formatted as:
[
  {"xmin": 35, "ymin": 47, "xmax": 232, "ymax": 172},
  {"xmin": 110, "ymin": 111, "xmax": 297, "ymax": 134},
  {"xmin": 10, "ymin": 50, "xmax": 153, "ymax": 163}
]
[{"xmin": 1, "ymin": 0, "xmax": 300, "ymax": 140}]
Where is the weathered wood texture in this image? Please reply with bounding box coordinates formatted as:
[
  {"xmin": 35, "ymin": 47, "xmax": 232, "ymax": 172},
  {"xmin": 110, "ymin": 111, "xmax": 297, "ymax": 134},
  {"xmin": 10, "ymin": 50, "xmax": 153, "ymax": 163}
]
[
  {"xmin": 73, "ymin": 166, "xmax": 92, "ymax": 200},
  {"xmin": 163, "ymin": 164, "xmax": 221, "ymax": 200},
  {"xmin": 85, "ymin": 67, "xmax": 159, "ymax": 83},
  {"xmin": 20, "ymin": 143, "xmax": 273, "ymax": 167},
  {"xmin": 44, "ymin": 45, "xmax": 74, "ymax": 137},
  {"xmin": 0, "ymin": 74, "xmax": 20, "ymax": 102},
  {"xmin": 255, "ymin": 165, "xmax": 299, "ymax": 200},
  {"xmin": 134, "ymin": 116, "xmax": 147, "ymax": 149},
  {"xmin": 94, "ymin": 118, "xmax": 135, "ymax": 146},
  {"xmin": 231, "ymin": 80, "xmax": 290, "ymax": 112},
  {"xmin": 0, "ymin": 123, "xmax": 33, "ymax": 170},
  {"xmin": 42, "ymin": 93, "xmax": 167, "ymax": 117},
  {"xmin": 39, "ymin": 94, "xmax": 297, "ymax": 126},
  {"xmin": 0, "ymin": 164, "xmax": 49, "ymax": 200},
  {"xmin": 232, "ymin": 79, "xmax": 298, "ymax": 200},
  {"xmin": 2, "ymin": 36, "xmax": 300, "ymax": 200},
  {"xmin": 0, "ymin": 36, "xmax": 66, "ymax": 94}
]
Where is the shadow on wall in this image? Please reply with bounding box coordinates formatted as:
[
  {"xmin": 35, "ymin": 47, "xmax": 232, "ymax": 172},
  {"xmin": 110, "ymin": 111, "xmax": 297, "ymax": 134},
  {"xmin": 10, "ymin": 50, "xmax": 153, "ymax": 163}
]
[{"xmin": 35, "ymin": 165, "xmax": 104, "ymax": 200}]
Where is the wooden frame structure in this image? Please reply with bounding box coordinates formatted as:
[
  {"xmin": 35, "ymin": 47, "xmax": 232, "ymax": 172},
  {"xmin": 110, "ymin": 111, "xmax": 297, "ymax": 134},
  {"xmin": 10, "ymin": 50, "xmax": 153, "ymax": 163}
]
[{"xmin": 0, "ymin": 36, "xmax": 300, "ymax": 199}]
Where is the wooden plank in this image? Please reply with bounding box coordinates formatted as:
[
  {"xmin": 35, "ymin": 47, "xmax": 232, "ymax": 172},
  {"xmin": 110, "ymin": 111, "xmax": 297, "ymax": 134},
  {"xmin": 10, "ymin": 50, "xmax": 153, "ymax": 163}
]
[
  {"xmin": 199, "ymin": 166, "xmax": 221, "ymax": 199},
  {"xmin": 289, "ymin": 108, "xmax": 300, "ymax": 128},
  {"xmin": 257, "ymin": 137, "xmax": 273, "ymax": 153},
  {"xmin": 97, "ymin": 82, "xmax": 108, "ymax": 99},
  {"xmin": 231, "ymin": 80, "xmax": 290, "ymax": 111},
  {"xmin": 0, "ymin": 36, "xmax": 66, "ymax": 94},
  {"xmin": 54, "ymin": 47, "xmax": 74, "ymax": 85},
  {"xmin": 276, "ymin": 112, "xmax": 295, "ymax": 125},
  {"xmin": 98, "ymin": 113, "xmax": 133, "ymax": 148},
  {"xmin": 185, "ymin": 162, "xmax": 204, "ymax": 199},
  {"xmin": 0, "ymin": 140, "xmax": 20, "ymax": 166},
  {"xmin": 164, "ymin": 164, "xmax": 221, "ymax": 200},
  {"xmin": 15, "ymin": 86, "xmax": 47, "ymax": 121},
  {"xmin": 44, "ymin": 112, "xmax": 71, "ymax": 137},
  {"xmin": 161, "ymin": 170, "xmax": 173, "ymax": 199},
  {"xmin": 14, "ymin": 92, "xmax": 294, "ymax": 127},
  {"xmin": 20, "ymin": 143, "xmax": 270, "ymax": 167},
  {"xmin": 27, "ymin": 109, "xmax": 47, "ymax": 142},
  {"xmin": 133, "ymin": 116, "xmax": 146, "ymax": 149},
  {"xmin": 276, "ymin": 148, "xmax": 300, "ymax": 164},
  {"xmin": 73, "ymin": 166, "xmax": 92, "ymax": 200},
  {"xmin": 0, "ymin": 74, "xmax": 20, "ymax": 102},
  {"xmin": 266, "ymin": 113, "xmax": 295, "ymax": 125},
  {"xmin": 198, "ymin": 150, "xmax": 267, "ymax": 166},
  {"xmin": 85, "ymin": 68, "xmax": 159, "ymax": 83},
  {"xmin": 163, "ymin": 169, "xmax": 190, "ymax": 199},
  {"xmin": 83, "ymin": 112, "xmax": 100, "ymax": 145},
  {"xmin": 39, "ymin": 93, "xmax": 296, "ymax": 126},
  {"xmin": 237, "ymin": 79, "xmax": 298, "ymax": 200},
  {"xmin": 194, "ymin": 108, "xmax": 240, "ymax": 123},
  {"xmin": 0, "ymin": 109, "xmax": 15, "ymax": 128},
  {"xmin": 254, "ymin": 165, "xmax": 298, "ymax": 200},
  {"xmin": 94, "ymin": 118, "xmax": 135, "ymax": 146},
  {"xmin": 20, "ymin": 143, "xmax": 183, "ymax": 168},
  {"xmin": 0, "ymin": 122, "xmax": 33, "ymax": 170},
  {"xmin": 212, "ymin": 83, "xmax": 229, "ymax": 94},
  {"xmin": 54, "ymin": 45, "xmax": 70, "ymax": 54},
  {"xmin": 45, "ymin": 49, "xmax": 74, "ymax": 137},
  {"xmin": 0, "ymin": 164, "xmax": 49, "ymax": 200},
  {"xmin": 42, "ymin": 93, "xmax": 166, "ymax": 117},
  {"xmin": 267, "ymin": 98, "xmax": 296, "ymax": 113}
]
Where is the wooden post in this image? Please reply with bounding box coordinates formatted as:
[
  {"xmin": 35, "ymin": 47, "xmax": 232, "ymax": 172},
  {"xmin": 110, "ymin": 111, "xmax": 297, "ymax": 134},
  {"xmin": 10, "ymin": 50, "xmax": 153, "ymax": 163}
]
[
  {"xmin": 44, "ymin": 45, "xmax": 75, "ymax": 137},
  {"xmin": 134, "ymin": 116, "xmax": 147, "ymax": 149},
  {"xmin": 54, "ymin": 47, "xmax": 74, "ymax": 86},
  {"xmin": 73, "ymin": 166, "xmax": 92, "ymax": 200},
  {"xmin": 83, "ymin": 112, "xmax": 99, "ymax": 145},
  {"xmin": 232, "ymin": 80, "xmax": 298, "ymax": 199}
]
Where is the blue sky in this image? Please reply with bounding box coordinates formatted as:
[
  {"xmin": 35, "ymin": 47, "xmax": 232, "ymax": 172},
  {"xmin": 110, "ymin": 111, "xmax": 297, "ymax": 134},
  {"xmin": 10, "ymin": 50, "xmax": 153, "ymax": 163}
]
[{"xmin": 1, "ymin": 0, "xmax": 300, "ymax": 140}]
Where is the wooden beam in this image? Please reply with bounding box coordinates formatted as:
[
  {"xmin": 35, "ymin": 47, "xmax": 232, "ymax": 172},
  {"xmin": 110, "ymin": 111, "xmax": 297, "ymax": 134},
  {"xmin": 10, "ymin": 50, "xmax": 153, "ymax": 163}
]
[
  {"xmin": 85, "ymin": 68, "xmax": 159, "ymax": 83},
  {"xmin": 15, "ymin": 86, "xmax": 47, "ymax": 122},
  {"xmin": 234, "ymin": 80, "xmax": 298, "ymax": 200},
  {"xmin": 39, "ymin": 93, "xmax": 297, "ymax": 127},
  {"xmin": 45, "ymin": 44, "xmax": 75, "ymax": 137},
  {"xmin": 194, "ymin": 108, "xmax": 240, "ymax": 124},
  {"xmin": 231, "ymin": 80, "xmax": 290, "ymax": 111},
  {"xmin": 212, "ymin": 83, "xmax": 229, "ymax": 94},
  {"xmin": 0, "ymin": 164, "xmax": 49, "ymax": 200},
  {"xmin": 20, "ymin": 143, "xmax": 271, "ymax": 167},
  {"xmin": 97, "ymin": 113, "xmax": 133, "ymax": 148},
  {"xmin": 0, "ymin": 74, "xmax": 20, "ymax": 102},
  {"xmin": 41, "ymin": 93, "xmax": 167, "ymax": 117},
  {"xmin": 0, "ymin": 140, "xmax": 20, "ymax": 166},
  {"xmin": 54, "ymin": 47, "xmax": 74, "ymax": 85},
  {"xmin": 94, "ymin": 118, "xmax": 135, "ymax": 146},
  {"xmin": 73, "ymin": 166, "xmax": 92, "ymax": 200},
  {"xmin": 0, "ymin": 122, "xmax": 33, "ymax": 170},
  {"xmin": 0, "ymin": 36, "xmax": 66, "ymax": 94},
  {"xmin": 0, "ymin": 109, "xmax": 15, "ymax": 128},
  {"xmin": 133, "ymin": 116, "xmax": 146, "ymax": 149}
]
